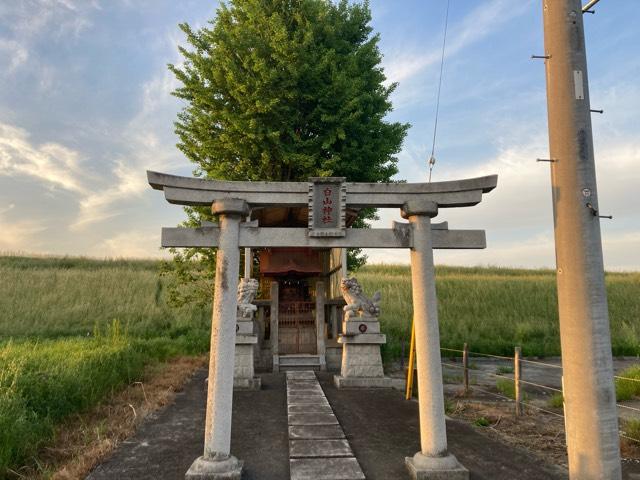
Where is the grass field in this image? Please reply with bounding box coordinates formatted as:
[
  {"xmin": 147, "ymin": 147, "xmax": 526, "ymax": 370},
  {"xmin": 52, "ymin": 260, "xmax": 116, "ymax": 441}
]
[
  {"xmin": 0, "ymin": 256, "xmax": 211, "ymax": 339},
  {"xmin": 0, "ymin": 256, "xmax": 211, "ymax": 478},
  {"xmin": 0, "ymin": 333, "xmax": 203, "ymax": 476},
  {"xmin": 355, "ymin": 264, "xmax": 640, "ymax": 360},
  {"xmin": 3, "ymin": 257, "xmax": 638, "ymax": 356},
  {"xmin": 0, "ymin": 255, "xmax": 638, "ymax": 477}
]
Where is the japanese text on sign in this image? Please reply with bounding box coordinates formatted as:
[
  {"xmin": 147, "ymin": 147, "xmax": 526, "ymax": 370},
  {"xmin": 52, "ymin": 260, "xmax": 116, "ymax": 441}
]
[
  {"xmin": 322, "ymin": 187, "xmax": 333, "ymax": 224},
  {"xmin": 308, "ymin": 177, "xmax": 345, "ymax": 237}
]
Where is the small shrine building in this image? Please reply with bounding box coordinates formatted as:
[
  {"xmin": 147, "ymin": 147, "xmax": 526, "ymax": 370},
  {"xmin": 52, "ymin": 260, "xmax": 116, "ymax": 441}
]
[{"xmin": 249, "ymin": 205, "xmax": 356, "ymax": 373}]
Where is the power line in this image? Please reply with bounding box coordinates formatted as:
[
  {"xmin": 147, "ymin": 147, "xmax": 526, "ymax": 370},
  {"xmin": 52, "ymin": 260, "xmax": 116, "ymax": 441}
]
[{"xmin": 428, "ymin": 0, "xmax": 450, "ymax": 183}]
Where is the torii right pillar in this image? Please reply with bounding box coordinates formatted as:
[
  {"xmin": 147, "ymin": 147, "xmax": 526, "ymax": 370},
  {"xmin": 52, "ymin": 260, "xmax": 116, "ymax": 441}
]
[{"xmin": 402, "ymin": 200, "xmax": 468, "ymax": 480}]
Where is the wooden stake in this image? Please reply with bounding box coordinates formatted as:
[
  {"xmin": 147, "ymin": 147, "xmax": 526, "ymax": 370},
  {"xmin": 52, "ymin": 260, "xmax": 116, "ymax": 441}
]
[
  {"xmin": 405, "ymin": 319, "xmax": 416, "ymax": 400},
  {"xmin": 514, "ymin": 346, "xmax": 522, "ymax": 417},
  {"xmin": 463, "ymin": 342, "xmax": 469, "ymax": 394}
]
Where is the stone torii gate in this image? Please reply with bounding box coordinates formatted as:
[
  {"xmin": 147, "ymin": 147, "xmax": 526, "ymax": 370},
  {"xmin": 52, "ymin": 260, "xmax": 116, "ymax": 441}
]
[{"xmin": 148, "ymin": 171, "xmax": 497, "ymax": 480}]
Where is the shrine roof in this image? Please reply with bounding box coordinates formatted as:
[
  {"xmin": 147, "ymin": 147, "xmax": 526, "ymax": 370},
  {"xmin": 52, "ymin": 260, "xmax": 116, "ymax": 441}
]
[{"xmin": 253, "ymin": 206, "xmax": 359, "ymax": 228}]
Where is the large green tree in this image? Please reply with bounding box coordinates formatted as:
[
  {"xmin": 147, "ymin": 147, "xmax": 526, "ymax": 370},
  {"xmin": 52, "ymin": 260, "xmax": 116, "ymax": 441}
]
[{"xmin": 163, "ymin": 0, "xmax": 408, "ymax": 305}]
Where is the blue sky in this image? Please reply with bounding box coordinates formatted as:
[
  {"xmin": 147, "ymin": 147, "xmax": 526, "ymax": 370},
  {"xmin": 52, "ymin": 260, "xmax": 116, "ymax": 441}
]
[{"xmin": 0, "ymin": 0, "xmax": 638, "ymax": 269}]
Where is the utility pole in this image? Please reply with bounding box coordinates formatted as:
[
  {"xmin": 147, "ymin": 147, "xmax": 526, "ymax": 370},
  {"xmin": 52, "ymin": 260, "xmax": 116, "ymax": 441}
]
[{"xmin": 541, "ymin": 1, "xmax": 621, "ymax": 478}]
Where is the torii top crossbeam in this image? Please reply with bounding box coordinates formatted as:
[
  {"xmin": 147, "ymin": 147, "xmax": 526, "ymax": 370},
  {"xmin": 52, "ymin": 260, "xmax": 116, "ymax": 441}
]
[
  {"xmin": 148, "ymin": 171, "xmax": 497, "ymax": 208},
  {"xmin": 147, "ymin": 171, "xmax": 497, "ymax": 250}
]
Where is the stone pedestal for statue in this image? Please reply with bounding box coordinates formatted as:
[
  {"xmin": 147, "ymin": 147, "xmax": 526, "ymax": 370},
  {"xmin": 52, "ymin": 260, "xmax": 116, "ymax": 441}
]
[
  {"xmin": 334, "ymin": 278, "xmax": 392, "ymax": 389},
  {"xmin": 234, "ymin": 278, "xmax": 261, "ymax": 390},
  {"xmin": 234, "ymin": 321, "xmax": 260, "ymax": 390}
]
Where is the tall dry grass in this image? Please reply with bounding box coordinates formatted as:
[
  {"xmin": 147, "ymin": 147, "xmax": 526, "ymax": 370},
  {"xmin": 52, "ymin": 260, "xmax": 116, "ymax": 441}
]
[
  {"xmin": 0, "ymin": 256, "xmax": 210, "ymax": 338},
  {"xmin": 355, "ymin": 264, "xmax": 640, "ymax": 360}
]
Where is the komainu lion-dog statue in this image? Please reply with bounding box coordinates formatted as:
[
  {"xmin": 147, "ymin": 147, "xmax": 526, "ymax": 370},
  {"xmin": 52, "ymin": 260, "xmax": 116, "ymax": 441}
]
[
  {"xmin": 340, "ymin": 277, "xmax": 381, "ymax": 320},
  {"xmin": 237, "ymin": 278, "xmax": 259, "ymax": 318}
]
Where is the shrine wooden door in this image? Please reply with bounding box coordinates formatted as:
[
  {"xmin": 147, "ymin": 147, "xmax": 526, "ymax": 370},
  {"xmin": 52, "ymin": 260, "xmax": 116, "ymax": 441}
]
[{"xmin": 278, "ymin": 281, "xmax": 316, "ymax": 354}]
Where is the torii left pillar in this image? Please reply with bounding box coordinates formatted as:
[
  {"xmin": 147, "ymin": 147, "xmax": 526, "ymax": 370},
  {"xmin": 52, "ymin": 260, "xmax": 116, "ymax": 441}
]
[{"xmin": 186, "ymin": 199, "xmax": 249, "ymax": 480}]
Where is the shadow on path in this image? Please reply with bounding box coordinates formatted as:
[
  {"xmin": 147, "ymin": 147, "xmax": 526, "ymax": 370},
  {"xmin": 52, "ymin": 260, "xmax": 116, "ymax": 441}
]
[
  {"xmin": 317, "ymin": 373, "xmax": 568, "ymax": 480},
  {"xmin": 88, "ymin": 369, "xmax": 615, "ymax": 480},
  {"xmin": 87, "ymin": 371, "xmax": 289, "ymax": 480}
]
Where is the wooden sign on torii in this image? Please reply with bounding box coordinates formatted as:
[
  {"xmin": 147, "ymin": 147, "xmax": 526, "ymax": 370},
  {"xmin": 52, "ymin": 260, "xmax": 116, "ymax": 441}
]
[{"xmin": 148, "ymin": 170, "xmax": 497, "ymax": 480}]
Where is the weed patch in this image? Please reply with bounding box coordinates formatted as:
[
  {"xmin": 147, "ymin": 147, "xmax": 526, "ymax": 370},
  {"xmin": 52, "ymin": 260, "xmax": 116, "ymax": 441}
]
[
  {"xmin": 356, "ymin": 264, "xmax": 640, "ymax": 358},
  {"xmin": 474, "ymin": 416, "xmax": 490, "ymax": 427},
  {"xmin": 615, "ymin": 365, "xmax": 640, "ymax": 401},
  {"xmin": 548, "ymin": 393, "xmax": 564, "ymax": 409},
  {"xmin": 495, "ymin": 379, "xmax": 516, "ymax": 399}
]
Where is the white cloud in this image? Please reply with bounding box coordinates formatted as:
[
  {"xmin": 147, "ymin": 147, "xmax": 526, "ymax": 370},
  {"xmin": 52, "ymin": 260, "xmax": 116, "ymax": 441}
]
[
  {"xmin": 0, "ymin": 0, "xmax": 98, "ymax": 82},
  {"xmin": 0, "ymin": 0, "xmax": 97, "ymax": 40},
  {"xmin": 0, "ymin": 204, "xmax": 46, "ymax": 251},
  {"xmin": 384, "ymin": 51, "xmax": 441, "ymax": 86},
  {"xmin": 72, "ymin": 61, "xmax": 184, "ymax": 229},
  {"xmin": 602, "ymin": 232, "xmax": 640, "ymax": 272},
  {"xmin": 89, "ymin": 230, "xmax": 167, "ymax": 259},
  {"xmin": 0, "ymin": 39, "xmax": 29, "ymax": 72},
  {"xmin": 367, "ymin": 128, "xmax": 640, "ymax": 270},
  {"xmin": 383, "ymin": 0, "xmax": 533, "ymax": 85},
  {"xmin": 0, "ymin": 24, "xmax": 186, "ymax": 232},
  {"xmin": 0, "ymin": 122, "xmax": 88, "ymax": 194},
  {"xmin": 0, "ymin": 119, "xmax": 155, "ymax": 232},
  {"xmin": 71, "ymin": 160, "xmax": 148, "ymax": 229}
]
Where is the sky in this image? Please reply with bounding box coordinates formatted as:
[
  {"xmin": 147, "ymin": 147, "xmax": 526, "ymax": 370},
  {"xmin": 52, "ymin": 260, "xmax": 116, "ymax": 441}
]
[{"xmin": 0, "ymin": 0, "xmax": 638, "ymax": 270}]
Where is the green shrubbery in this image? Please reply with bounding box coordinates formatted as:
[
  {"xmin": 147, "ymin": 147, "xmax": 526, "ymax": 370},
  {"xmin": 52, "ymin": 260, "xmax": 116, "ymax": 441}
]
[
  {"xmin": 474, "ymin": 416, "xmax": 490, "ymax": 427},
  {"xmin": 615, "ymin": 365, "xmax": 640, "ymax": 401},
  {"xmin": 0, "ymin": 329, "xmax": 207, "ymax": 476},
  {"xmin": 495, "ymin": 379, "xmax": 516, "ymax": 399},
  {"xmin": 622, "ymin": 419, "xmax": 640, "ymax": 443},
  {"xmin": 0, "ymin": 255, "xmax": 213, "ymax": 477},
  {"xmin": 548, "ymin": 393, "xmax": 564, "ymax": 409},
  {"xmin": 2, "ymin": 257, "xmax": 638, "ymax": 360}
]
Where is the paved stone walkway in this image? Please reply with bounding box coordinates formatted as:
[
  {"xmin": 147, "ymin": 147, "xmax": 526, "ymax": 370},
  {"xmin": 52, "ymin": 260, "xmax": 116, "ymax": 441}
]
[{"xmin": 286, "ymin": 370, "xmax": 364, "ymax": 480}]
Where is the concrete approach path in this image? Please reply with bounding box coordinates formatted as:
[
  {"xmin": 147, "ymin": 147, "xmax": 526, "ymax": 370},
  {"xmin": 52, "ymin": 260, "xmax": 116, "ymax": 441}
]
[{"xmin": 87, "ymin": 369, "xmax": 572, "ymax": 480}]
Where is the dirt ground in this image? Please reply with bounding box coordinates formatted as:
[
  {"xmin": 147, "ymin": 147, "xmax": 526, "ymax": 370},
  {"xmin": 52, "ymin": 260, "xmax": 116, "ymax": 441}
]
[
  {"xmin": 442, "ymin": 392, "xmax": 640, "ymax": 478},
  {"xmin": 316, "ymin": 373, "xmax": 568, "ymax": 480},
  {"xmin": 85, "ymin": 370, "xmax": 578, "ymax": 480},
  {"xmin": 434, "ymin": 356, "xmax": 640, "ymax": 476}
]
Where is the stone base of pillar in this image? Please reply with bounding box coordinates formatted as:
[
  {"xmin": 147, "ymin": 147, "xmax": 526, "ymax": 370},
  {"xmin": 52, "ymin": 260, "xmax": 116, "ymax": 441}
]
[
  {"xmin": 233, "ymin": 377, "xmax": 261, "ymax": 390},
  {"xmin": 185, "ymin": 455, "xmax": 243, "ymax": 480},
  {"xmin": 234, "ymin": 331, "xmax": 260, "ymax": 390},
  {"xmin": 404, "ymin": 452, "xmax": 468, "ymax": 480},
  {"xmin": 335, "ymin": 331, "xmax": 391, "ymax": 389}
]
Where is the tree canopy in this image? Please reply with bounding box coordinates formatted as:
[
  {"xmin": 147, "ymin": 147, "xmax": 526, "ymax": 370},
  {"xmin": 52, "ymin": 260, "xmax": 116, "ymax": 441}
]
[
  {"xmin": 169, "ymin": 0, "xmax": 408, "ymax": 184},
  {"xmin": 163, "ymin": 0, "xmax": 409, "ymax": 305}
]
